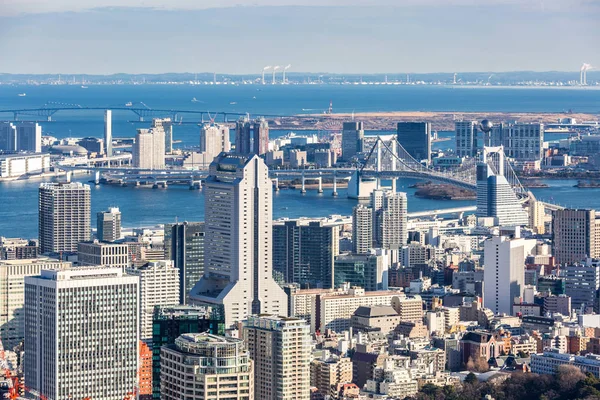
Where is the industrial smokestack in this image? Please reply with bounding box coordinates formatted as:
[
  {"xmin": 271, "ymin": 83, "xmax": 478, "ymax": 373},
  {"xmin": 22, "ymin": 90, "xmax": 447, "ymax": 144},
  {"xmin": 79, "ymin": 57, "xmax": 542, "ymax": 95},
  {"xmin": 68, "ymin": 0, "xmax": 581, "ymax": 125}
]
[{"xmin": 262, "ymin": 66, "xmax": 272, "ymax": 85}]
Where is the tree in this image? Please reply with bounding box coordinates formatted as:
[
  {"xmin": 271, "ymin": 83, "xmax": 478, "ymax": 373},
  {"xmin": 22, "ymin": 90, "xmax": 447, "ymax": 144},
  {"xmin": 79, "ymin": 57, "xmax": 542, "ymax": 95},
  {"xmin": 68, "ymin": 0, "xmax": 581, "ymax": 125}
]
[
  {"xmin": 556, "ymin": 364, "xmax": 586, "ymax": 393},
  {"xmin": 465, "ymin": 372, "xmax": 478, "ymax": 385}
]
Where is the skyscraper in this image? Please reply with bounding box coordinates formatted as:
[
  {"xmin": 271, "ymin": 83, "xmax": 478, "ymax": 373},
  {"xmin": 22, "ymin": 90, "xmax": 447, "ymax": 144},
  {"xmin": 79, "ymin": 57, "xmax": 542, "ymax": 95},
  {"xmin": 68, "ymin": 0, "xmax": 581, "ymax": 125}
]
[
  {"xmin": 272, "ymin": 220, "xmax": 340, "ymax": 288},
  {"xmin": 235, "ymin": 117, "xmax": 252, "ymax": 155},
  {"xmin": 190, "ymin": 154, "xmax": 287, "ymax": 327},
  {"xmin": 168, "ymin": 222, "xmax": 205, "ymax": 304},
  {"xmin": 161, "ymin": 118, "xmax": 173, "ymax": 154},
  {"xmin": 38, "ymin": 182, "xmax": 91, "ymax": 254},
  {"xmin": 24, "ymin": 267, "xmax": 139, "ymax": 400},
  {"xmin": 0, "ymin": 122, "xmax": 16, "ymax": 152},
  {"xmin": 455, "ymin": 121, "xmax": 478, "ymax": 157},
  {"xmin": 200, "ymin": 123, "xmax": 231, "ymax": 163},
  {"xmin": 352, "ymin": 204, "xmax": 373, "ymax": 254},
  {"xmin": 126, "ymin": 261, "xmax": 180, "ymax": 343},
  {"xmin": 396, "ymin": 122, "xmax": 431, "ymax": 164},
  {"xmin": 503, "ymin": 123, "xmax": 544, "ymax": 161},
  {"xmin": 132, "ymin": 118, "xmax": 166, "ymax": 169},
  {"xmin": 483, "ymin": 235, "xmax": 536, "ymax": 315},
  {"xmin": 104, "ymin": 109, "xmax": 113, "ymax": 157},
  {"xmin": 160, "ymin": 333, "xmax": 254, "ymax": 400},
  {"xmin": 372, "ymin": 190, "xmax": 408, "ymax": 250},
  {"xmin": 342, "ymin": 121, "xmax": 364, "ymax": 161},
  {"xmin": 253, "ymin": 117, "xmax": 269, "ymax": 155},
  {"xmin": 97, "ymin": 206, "xmax": 122, "ymax": 242},
  {"xmin": 562, "ymin": 260, "xmax": 600, "ymax": 312},
  {"xmin": 244, "ymin": 315, "xmax": 311, "ymax": 400},
  {"xmin": 0, "ymin": 122, "xmax": 41, "ymax": 153},
  {"xmin": 553, "ymin": 209, "xmax": 600, "ymax": 265},
  {"xmin": 475, "ymin": 148, "xmax": 528, "ymax": 226}
]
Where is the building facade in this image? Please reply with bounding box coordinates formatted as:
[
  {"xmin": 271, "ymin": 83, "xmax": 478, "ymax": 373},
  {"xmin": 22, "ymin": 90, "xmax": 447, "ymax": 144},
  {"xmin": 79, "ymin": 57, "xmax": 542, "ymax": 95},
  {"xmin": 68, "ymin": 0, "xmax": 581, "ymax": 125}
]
[
  {"xmin": 334, "ymin": 253, "xmax": 388, "ymax": 291},
  {"xmin": 455, "ymin": 121, "xmax": 479, "ymax": 157},
  {"xmin": 97, "ymin": 207, "xmax": 122, "ymax": 242},
  {"xmin": 352, "ymin": 204, "xmax": 372, "ymax": 254},
  {"xmin": 396, "ymin": 122, "xmax": 431, "ymax": 164},
  {"xmin": 38, "ymin": 182, "xmax": 91, "ymax": 254},
  {"xmin": 341, "ymin": 122, "xmax": 364, "ymax": 161},
  {"xmin": 553, "ymin": 209, "xmax": 600, "ymax": 264},
  {"xmin": 24, "ymin": 267, "xmax": 139, "ymax": 400},
  {"xmin": 77, "ymin": 240, "xmax": 129, "ymax": 268},
  {"xmin": 168, "ymin": 221, "xmax": 205, "ymax": 304}
]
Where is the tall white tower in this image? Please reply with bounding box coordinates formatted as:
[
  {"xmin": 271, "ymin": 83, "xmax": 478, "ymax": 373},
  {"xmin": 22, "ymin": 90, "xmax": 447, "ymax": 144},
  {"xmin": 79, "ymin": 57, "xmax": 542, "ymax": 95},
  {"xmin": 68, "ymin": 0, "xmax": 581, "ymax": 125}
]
[
  {"xmin": 190, "ymin": 153, "xmax": 287, "ymax": 327},
  {"xmin": 104, "ymin": 109, "xmax": 112, "ymax": 157}
]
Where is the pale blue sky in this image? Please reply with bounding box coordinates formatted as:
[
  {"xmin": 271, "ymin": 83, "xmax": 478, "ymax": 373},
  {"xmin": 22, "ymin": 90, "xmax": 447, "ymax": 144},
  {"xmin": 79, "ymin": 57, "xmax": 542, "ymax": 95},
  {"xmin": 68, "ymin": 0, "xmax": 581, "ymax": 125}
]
[{"xmin": 0, "ymin": 0, "xmax": 598, "ymax": 74}]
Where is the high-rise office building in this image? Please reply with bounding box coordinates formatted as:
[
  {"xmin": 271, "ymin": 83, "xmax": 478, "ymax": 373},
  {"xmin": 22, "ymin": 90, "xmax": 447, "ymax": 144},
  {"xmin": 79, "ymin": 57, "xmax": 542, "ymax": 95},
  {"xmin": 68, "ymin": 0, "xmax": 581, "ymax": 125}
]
[
  {"xmin": 334, "ymin": 253, "xmax": 388, "ymax": 291},
  {"xmin": 253, "ymin": 117, "xmax": 269, "ymax": 156},
  {"xmin": 235, "ymin": 117, "xmax": 252, "ymax": 155},
  {"xmin": 352, "ymin": 204, "xmax": 373, "ymax": 254},
  {"xmin": 475, "ymin": 149, "xmax": 529, "ymax": 226},
  {"xmin": 342, "ymin": 122, "xmax": 364, "ymax": 161},
  {"xmin": 190, "ymin": 154, "xmax": 287, "ymax": 327},
  {"xmin": 168, "ymin": 222, "xmax": 205, "ymax": 304},
  {"xmin": 97, "ymin": 206, "xmax": 122, "ymax": 242},
  {"xmin": 133, "ymin": 118, "xmax": 166, "ymax": 169},
  {"xmin": 160, "ymin": 333, "xmax": 254, "ymax": 400},
  {"xmin": 503, "ymin": 123, "xmax": 544, "ymax": 161},
  {"xmin": 483, "ymin": 235, "xmax": 536, "ymax": 315},
  {"xmin": 372, "ymin": 191, "xmax": 408, "ymax": 250},
  {"xmin": 562, "ymin": 260, "xmax": 600, "ymax": 312},
  {"xmin": 553, "ymin": 209, "xmax": 600, "ymax": 265},
  {"xmin": 0, "ymin": 122, "xmax": 41, "ymax": 153},
  {"xmin": 244, "ymin": 315, "xmax": 311, "ymax": 400},
  {"xmin": 272, "ymin": 220, "xmax": 340, "ymax": 288},
  {"xmin": 200, "ymin": 123, "xmax": 231, "ymax": 163},
  {"xmin": 455, "ymin": 121, "xmax": 479, "ymax": 157},
  {"xmin": 0, "ymin": 258, "xmax": 70, "ymax": 350},
  {"xmin": 160, "ymin": 118, "xmax": 173, "ymax": 154},
  {"xmin": 126, "ymin": 261, "xmax": 180, "ymax": 342},
  {"xmin": 24, "ymin": 267, "xmax": 139, "ymax": 400},
  {"xmin": 152, "ymin": 305, "xmax": 225, "ymax": 399},
  {"xmin": 104, "ymin": 109, "xmax": 113, "ymax": 157},
  {"xmin": 396, "ymin": 122, "xmax": 431, "ymax": 164},
  {"xmin": 38, "ymin": 182, "xmax": 91, "ymax": 254},
  {"xmin": 77, "ymin": 240, "xmax": 129, "ymax": 268}
]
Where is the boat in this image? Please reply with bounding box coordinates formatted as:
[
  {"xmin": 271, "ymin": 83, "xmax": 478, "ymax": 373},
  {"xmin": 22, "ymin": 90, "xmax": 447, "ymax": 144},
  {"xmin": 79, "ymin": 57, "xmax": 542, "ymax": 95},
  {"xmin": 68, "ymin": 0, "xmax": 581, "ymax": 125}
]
[
  {"xmin": 81, "ymin": 85, "xmax": 88, "ymax": 89},
  {"xmin": 125, "ymin": 102, "xmax": 133, "ymax": 107},
  {"xmin": 230, "ymin": 102, "xmax": 237, "ymax": 105},
  {"xmin": 18, "ymin": 93, "xmax": 26, "ymax": 97},
  {"xmin": 191, "ymin": 97, "xmax": 199, "ymax": 103}
]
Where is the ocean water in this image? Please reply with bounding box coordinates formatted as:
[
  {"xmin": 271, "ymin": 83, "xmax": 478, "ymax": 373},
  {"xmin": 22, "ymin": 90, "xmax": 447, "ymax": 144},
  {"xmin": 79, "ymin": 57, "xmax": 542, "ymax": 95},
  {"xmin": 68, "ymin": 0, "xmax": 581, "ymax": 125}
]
[{"xmin": 0, "ymin": 85, "xmax": 599, "ymax": 238}]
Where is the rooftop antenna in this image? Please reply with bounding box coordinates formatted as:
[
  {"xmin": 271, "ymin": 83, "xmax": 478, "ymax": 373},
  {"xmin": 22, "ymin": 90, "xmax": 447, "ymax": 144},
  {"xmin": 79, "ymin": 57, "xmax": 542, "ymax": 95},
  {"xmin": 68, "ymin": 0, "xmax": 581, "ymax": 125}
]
[{"xmin": 262, "ymin": 66, "xmax": 272, "ymax": 85}]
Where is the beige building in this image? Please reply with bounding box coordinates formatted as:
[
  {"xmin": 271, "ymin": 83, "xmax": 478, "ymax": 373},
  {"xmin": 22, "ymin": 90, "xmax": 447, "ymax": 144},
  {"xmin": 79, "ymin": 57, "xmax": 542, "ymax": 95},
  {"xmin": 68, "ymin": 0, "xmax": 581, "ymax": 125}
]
[
  {"xmin": 553, "ymin": 209, "xmax": 600, "ymax": 264},
  {"xmin": 77, "ymin": 240, "xmax": 129, "ymax": 268},
  {"xmin": 132, "ymin": 118, "xmax": 166, "ymax": 169},
  {"xmin": 190, "ymin": 154, "xmax": 287, "ymax": 327},
  {"xmin": 126, "ymin": 261, "xmax": 180, "ymax": 342},
  {"xmin": 310, "ymin": 353, "xmax": 353, "ymax": 399},
  {"xmin": 391, "ymin": 295, "xmax": 424, "ymax": 324},
  {"xmin": 161, "ymin": 333, "xmax": 254, "ymax": 400},
  {"xmin": 244, "ymin": 315, "xmax": 311, "ymax": 400},
  {"xmin": 351, "ymin": 305, "xmax": 401, "ymax": 334},
  {"xmin": 352, "ymin": 204, "xmax": 373, "ymax": 254},
  {"xmin": 0, "ymin": 258, "xmax": 70, "ymax": 349},
  {"xmin": 199, "ymin": 123, "xmax": 231, "ymax": 167}
]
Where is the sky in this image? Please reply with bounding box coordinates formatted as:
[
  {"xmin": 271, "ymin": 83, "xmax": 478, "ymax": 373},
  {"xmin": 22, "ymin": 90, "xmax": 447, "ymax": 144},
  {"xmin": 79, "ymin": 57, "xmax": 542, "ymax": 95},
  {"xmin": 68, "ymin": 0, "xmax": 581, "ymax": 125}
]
[{"xmin": 0, "ymin": 0, "xmax": 598, "ymax": 74}]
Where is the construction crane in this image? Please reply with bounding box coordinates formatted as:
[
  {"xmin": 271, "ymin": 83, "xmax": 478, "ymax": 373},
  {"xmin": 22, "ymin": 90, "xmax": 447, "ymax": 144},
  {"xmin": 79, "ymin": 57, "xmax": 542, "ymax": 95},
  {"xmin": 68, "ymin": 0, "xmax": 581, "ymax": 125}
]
[
  {"xmin": 272, "ymin": 66, "xmax": 281, "ymax": 84},
  {"xmin": 262, "ymin": 66, "xmax": 272, "ymax": 85}
]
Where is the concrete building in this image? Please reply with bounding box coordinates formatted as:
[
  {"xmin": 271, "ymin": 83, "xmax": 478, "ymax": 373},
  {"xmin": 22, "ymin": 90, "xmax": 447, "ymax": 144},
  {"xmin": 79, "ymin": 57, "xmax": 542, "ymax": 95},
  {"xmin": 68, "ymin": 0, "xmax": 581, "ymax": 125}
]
[
  {"xmin": 543, "ymin": 294, "xmax": 572, "ymax": 316},
  {"xmin": 476, "ymin": 148, "xmax": 529, "ymax": 226},
  {"xmin": 483, "ymin": 235, "xmax": 536, "ymax": 315},
  {"xmin": 531, "ymin": 349, "xmax": 600, "ymax": 378},
  {"xmin": 24, "ymin": 267, "xmax": 139, "ymax": 400},
  {"xmin": 167, "ymin": 221, "xmax": 205, "ymax": 304},
  {"xmin": 372, "ymin": 190, "xmax": 408, "ymax": 250},
  {"xmin": 351, "ymin": 344, "xmax": 387, "ymax": 388},
  {"xmin": 352, "ymin": 204, "xmax": 372, "ymax": 254},
  {"xmin": 244, "ymin": 315, "xmax": 310, "ymax": 400},
  {"xmin": 126, "ymin": 261, "xmax": 180, "ymax": 342},
  {"xmin": 160, "ymin": 333, "xmax": 253, "ymax": 400},
  {"xmin": 0, "ymin": 153, "xmax": 50, "ymax": 179},
  {"xmin": 351, "ymin": 305, "xmax": 401, "ymax": 334},
  {"xmin": 310, "ymin": 354, "xmax": 353, "ymax": 399},
  {"xmin": 0, "ymin": 258, "xmax": 69, "ymax": 350},
  {"xmin": 562, "ymin": 261, "xmax": 600, "ymax": 312},
  {"xmin": 160, "ymin": 118, "xmax": 173, "ymax": 154},
  {"xmin": 199, "ymin": 123, "xmax": 231, "ymax": 165},
  {"xmin": 77, "ymin": 240, "xmax": 129, "ymax": 268},
  {"xmin": 78, "ymin": 137, "xmax": 104, "ymax": 155},
  {"xmin": 96, "ymin": 207, "xmax": 122, "ymax": 242},
  {"xmin": 253, "ymin": 117, "xmax": 269, "ymax": 156},
  {"xmin": 38, "ymin": 182, "xmax": 91, "ymax": 254},
  {"xmin": 341, "ymin": 122, "xmax": 364, "ymax": 161},
  {"xmin": 503, "ymin": 123, "xmax": 544, "ymax": 161},
  {"xmin": 272, "ymin": 219, "xmax": 340, "ymax": 288},
  {"xmin": 0, "ymin": 237, "xmax": 38, "ymax": 260},
  {"xmin": 289, "ymin": 149, "xmax": 307, "ymax": 168},
  {"xmin": 314, "ymin": 149, "xmax": 336, "ymax": 168},
  {"xmin": 455, "ymin": 121, "xmax": 479, "ymax": 157},
  {"xmin": 553, "ymin": 209, "xmax": 600, "ymax": 265},
  {"xmin": 190, "ymin": 154, "xmax": 287, "ymax": 327},
  {"xmin": 133, "ymin": 119, "xmax": 166, "ymax": 169},
  {"xmin": 391, "ymin": 295, "xmax": 424, "ymax": 324},
  {"xmin": 104, "ymin": 109, "xmax": 113, "ymax": 157},
  {"xmin": 0, "ymin": 122, "xmax": 41, "ymax": 153},
  {"xmin": 397, "ymin": 122, "xmax": 431, "ymax": 164},
  {"xmin": 152, "ymin": 305, "xmax": 225, "ymax": 398},
  {"xmin": 334, "ymin": 252, "xmax": 388, "ymax": 291},
  {"xmin": 364, "ymin": 358, "xmax": 419, "ymax": 399}
]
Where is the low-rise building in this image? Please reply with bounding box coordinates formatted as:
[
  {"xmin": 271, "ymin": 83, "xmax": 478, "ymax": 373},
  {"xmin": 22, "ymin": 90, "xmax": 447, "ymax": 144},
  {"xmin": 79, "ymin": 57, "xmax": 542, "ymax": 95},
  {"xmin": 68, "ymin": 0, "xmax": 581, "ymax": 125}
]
[
  {"xmin": 77, "ymin": 240, "xmax": 129, "ymax": 268},
  {"xmin": 531, "ymin": 349, "xmax": 600, "ymax": 378},
  {"xmin": 351, "ymin": 305, "xmax": 401, "ymax": 334}
]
